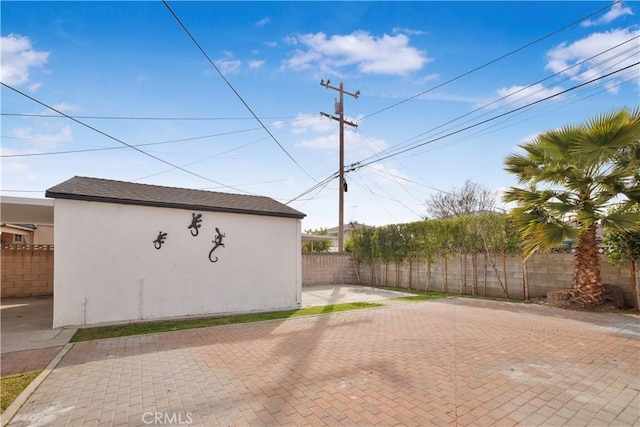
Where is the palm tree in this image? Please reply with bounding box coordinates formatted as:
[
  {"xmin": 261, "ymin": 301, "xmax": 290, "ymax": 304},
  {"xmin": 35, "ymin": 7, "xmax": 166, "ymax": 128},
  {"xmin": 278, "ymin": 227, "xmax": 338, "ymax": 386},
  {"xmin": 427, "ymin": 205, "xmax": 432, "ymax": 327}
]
[{"xmin": 503, "ymin": 107, "xmax": 640, "ymax": 307}]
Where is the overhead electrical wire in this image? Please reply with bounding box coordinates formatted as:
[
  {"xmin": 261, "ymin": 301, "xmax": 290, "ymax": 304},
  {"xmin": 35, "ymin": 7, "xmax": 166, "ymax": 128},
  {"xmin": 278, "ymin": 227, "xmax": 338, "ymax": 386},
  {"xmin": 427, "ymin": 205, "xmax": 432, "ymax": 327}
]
[
  {"xmin": 359, "ymin": 0, "xmax": 626, "ymax": 122},
  {"xmin": 161, "ymin": 0, "xmax": 316, "ymax": 182},
  {"xmin": 131, "ymin": 123, "xmax": 302, "ymax": 181},
  {"xmin": 0, "ymin": 81, "xmax": 254, "ymax": 195},
  {"xmin": 0, "ymin": 127, "xmax": 262, "ymax": 158},
  {"xmin": 286, "ymin": 1, "xmax": 634, "ymax": 214},
  {"xmin": 406, "ymin": 72, "xmax": 640, "ymax": 160},
  {"xmin": 285, "ymin": 170, "xmax": 340, "ymax": 205},
  {"xmin": 355, "ymin": 128, "xmax": 439, "ymax": 202},
  {"xmin": 285, "ymin": 40, "xmax": 637, "ymax": 211},
  {"xmin": 352, "ymin": 170, "xmax": 425, "ymax": 218},
  {"xmin": 1, "ymin": 114, "xmax": 317, "ymax": 158},
  {"xmin": 0, "ymin": 113, "xmax": 295, "ymax": 121},
  {"xmin": 352, "ymin": 62, "xmax": 639, "ymax": 170},
  {"xmin": 285, "ymin": 63, "xmax": 638, "ymax": 210},
  {"xmin": 286, "ymin": 62, "xmax": 638, "ymax": 206},
  {"xmin": 356, "ymin": 36, "xmax": 639, "ymax": 166}
]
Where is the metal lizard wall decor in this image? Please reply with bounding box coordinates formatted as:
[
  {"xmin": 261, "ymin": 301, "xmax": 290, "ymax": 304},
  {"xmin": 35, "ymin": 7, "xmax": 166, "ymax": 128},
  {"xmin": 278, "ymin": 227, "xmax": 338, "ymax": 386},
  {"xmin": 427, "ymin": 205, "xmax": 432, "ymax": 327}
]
[
  {"xmin": 208, "ymin": 227, "xmax": 226, "ymax": 263},
  {"xmin": 188, "ymin": 213, "xmax": 202, "ymax": 236},
  {"xmin": 153, "ymin": 231, "xmax": 168, "ymax": 249}
]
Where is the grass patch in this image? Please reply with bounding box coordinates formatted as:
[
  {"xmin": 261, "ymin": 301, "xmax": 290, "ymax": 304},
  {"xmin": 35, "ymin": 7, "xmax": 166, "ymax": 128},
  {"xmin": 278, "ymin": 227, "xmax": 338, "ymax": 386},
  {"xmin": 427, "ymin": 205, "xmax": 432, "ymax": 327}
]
[
  {"xmin": 1, "ymin": 370, "xmax": 42, "ymax": 412},
  {"xmin": 71, "ymin": 302, "xmax": 383, "ymax": 343},
  {"xmin": 392, "ymin": 293, "xmax": 451, "ymax": 301},
  {"xmin": 367, "ymin": 286, "xmax": 455, "ymax": 301}
]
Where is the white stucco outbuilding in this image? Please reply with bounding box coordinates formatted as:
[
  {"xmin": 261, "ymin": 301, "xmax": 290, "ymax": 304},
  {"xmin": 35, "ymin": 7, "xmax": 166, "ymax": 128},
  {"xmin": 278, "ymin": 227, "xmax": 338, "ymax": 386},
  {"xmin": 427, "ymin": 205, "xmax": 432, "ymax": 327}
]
[{"xmin": 46, "ymin": 176, "xmax": 305, "ymax": 328}]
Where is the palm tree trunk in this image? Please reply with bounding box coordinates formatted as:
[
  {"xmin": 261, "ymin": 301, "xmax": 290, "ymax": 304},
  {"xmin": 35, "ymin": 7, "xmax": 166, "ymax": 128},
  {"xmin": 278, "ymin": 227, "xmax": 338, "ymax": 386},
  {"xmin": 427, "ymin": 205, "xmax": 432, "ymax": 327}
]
[{"xmin": 571, "ymin": 224, "xmax": 604, "ymax": 306}]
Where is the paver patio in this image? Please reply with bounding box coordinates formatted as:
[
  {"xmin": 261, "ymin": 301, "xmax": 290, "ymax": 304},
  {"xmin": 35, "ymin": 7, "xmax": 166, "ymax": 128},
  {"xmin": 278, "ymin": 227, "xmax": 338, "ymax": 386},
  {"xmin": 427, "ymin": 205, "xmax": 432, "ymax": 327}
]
[{"xmin": 6, "ymin": 298, "xmax": 639, "ymax": 426}]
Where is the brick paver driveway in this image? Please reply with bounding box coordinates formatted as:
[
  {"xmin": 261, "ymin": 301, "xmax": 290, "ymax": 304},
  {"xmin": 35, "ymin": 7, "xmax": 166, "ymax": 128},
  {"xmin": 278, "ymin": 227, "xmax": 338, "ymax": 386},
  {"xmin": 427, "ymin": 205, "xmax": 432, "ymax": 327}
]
[{"xmin": 7, "ymin": 298, "xmax": 639, "ymax": 426}]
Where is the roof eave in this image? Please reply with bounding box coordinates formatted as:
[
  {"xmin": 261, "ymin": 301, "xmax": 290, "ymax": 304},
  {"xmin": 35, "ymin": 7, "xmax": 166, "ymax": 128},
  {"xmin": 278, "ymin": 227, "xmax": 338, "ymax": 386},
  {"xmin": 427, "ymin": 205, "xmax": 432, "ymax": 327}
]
[{"xmin": 45, "ymin": 192, "xmax": 306, "ymax": 220}]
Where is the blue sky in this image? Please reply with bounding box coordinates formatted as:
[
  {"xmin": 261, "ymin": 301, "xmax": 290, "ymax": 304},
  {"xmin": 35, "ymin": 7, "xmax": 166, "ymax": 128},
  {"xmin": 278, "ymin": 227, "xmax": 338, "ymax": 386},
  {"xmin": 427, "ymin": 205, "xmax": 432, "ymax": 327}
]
[{"xmin": 2, "ymin": 1, "xmax": 639, "ymax": 230}]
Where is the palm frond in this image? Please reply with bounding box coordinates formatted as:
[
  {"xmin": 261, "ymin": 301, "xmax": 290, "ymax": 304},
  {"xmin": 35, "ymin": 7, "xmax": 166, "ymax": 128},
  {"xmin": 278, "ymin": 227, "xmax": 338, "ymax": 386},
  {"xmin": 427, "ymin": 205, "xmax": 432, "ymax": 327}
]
[{"xmin": 601, "ymin": 211, "xmax": 640, "ymax": 232}]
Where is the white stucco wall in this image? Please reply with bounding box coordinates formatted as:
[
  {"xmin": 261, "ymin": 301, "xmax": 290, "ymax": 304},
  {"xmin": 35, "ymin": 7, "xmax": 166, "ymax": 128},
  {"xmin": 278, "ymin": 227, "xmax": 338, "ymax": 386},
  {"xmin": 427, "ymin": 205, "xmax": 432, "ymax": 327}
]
[{"xmin": 53, "ymin": 199, "xmax": 302, "ymax": 327}]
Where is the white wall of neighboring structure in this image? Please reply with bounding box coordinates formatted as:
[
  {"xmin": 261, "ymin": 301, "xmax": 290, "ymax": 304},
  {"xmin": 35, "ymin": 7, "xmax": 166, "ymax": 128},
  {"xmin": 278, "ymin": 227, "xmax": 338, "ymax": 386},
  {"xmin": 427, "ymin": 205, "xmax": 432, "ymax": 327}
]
[
  {"xmin": 53, "ymin": 199, "xmax": 302, "ymax": 327},
  {"xmin": 34, "ymin": 224, "xmax": 54, "ymax": 245}
]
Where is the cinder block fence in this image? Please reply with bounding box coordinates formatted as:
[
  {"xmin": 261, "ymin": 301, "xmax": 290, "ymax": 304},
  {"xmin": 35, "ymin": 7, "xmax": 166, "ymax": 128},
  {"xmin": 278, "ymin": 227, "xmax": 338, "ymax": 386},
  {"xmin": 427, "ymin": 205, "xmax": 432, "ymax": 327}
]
[
  {"xmin": 1, "ymin": 248, "xmax": 637, "ymax": 309},
  {"xmin": 1, "ymin": 245, "xmax": 54, "ymax": 298}
]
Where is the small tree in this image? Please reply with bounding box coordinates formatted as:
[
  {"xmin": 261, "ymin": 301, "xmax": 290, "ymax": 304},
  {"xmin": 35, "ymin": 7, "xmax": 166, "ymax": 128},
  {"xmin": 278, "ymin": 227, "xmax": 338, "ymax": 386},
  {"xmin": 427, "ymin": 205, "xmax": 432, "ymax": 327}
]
[
  {"xmin": 425, "ymin": 180, "xmax": 496, "ymax": 219},
  {"xmin": 603, "ymin": 205, "xmax": 640, "ymax": 310}
]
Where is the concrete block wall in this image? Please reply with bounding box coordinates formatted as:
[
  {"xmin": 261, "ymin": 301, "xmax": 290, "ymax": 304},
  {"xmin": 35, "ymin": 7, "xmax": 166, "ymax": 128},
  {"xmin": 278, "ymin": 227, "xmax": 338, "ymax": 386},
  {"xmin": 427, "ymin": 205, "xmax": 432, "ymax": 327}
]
[
  {"xmin": 302, "ymin": 253, "xmax": 359, "ymax": 286},
  {"xmin": 1, "ymin": 246, "xmax": 54, "ymax": 298},
  {"xmin": 357, "ymin": 252, "xmax": 639, "ymax": 307}
]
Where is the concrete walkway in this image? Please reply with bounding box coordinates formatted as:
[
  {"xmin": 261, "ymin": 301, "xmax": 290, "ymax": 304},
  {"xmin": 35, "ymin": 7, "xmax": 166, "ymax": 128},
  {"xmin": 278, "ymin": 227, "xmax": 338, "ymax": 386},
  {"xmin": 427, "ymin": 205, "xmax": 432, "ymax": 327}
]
[
  {"xmin": 301, "ymin": 284, "xmax": 413, "ymax": 307},
  {"xmin": 1, "ymin": 297, "xmax": 76, "ymax": 377},
  {"xmin": 1, "ymin": 296, "xmax": 76, "ymax": 354},
  {"xmin": 5, "ymin": 298, "xmax": 639, "ymax": 426}
]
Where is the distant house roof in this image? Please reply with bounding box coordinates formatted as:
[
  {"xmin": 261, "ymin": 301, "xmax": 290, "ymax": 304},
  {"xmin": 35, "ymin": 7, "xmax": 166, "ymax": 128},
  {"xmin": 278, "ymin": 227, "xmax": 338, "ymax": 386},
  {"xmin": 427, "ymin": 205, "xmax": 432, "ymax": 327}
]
[
  {"xmin": 301, "ymin": 233, "xmax": 333, "ymax": 242},
  {"xmin": 1, "ymin": 223, "xmax": 38, "ymax": 234},
  {"xmin": 45, "ymin": 176, "xmax": 305, "ymax": 219},
  {"xmin": 326, "ymin": 222, "xmax": 372, "ymax": 234}
]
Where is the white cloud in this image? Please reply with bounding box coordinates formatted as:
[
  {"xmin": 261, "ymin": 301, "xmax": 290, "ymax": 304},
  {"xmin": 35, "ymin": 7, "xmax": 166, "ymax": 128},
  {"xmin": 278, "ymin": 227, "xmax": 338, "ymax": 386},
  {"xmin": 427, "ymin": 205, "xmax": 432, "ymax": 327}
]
[
  {"xmin": 545, "ymin": 28, "xmax": 640, "ymax": 93},
  {"xmin": 215, "ymin": 53, "xmax": 241, "ymax": 74},
  {"xmin": 28, "ymin": 82, "xmax": 43, "ymax": 92},
  {"xmin": 248, "ymin": 60, "xmax": 265, "ymax": 69},
  {"xmin": 49, "ymin": 102, "xmax": 76, "ymax": 113},
  {"xmin": 0, "ymin": 33, "xmax": 49, "ymax": 88},
  {"xmin": 290, "ymin": 113, "xmax": 336, "ymax": 134},
  {"xmin": 294, "ymin": 114, "xmax": 388, "ymax": 159},
  {"xmin": 412, "ymin": 73, "xmax": 439, "ymax": 86},
  {"xmin": 496, "ymin": 83, "xmax": 564, "ymax": 105},
  {"xmin": 392, "ymin": 27, "xmax": 425, "ymax": 36},
  {"xmin": 283, "ymin": 31, "xmax": 430, "ymax": 76},
  {"xmin": 581, "ymin": 2, "xmax": 634, "ymax": 27},
  {"xmin": 256, "ymin": 17, "xmax": 270, "ymax": 28},
  {"xmin": 12, "ymin": 125, "xmax": 73, "ymax": 147},
  {"xmin": 1, "ymin": 161, "xmax": 31, "ymax": 173},
  {"xmin": 366, "ymin": 162, "xmax": 410, "ymax": 185}
]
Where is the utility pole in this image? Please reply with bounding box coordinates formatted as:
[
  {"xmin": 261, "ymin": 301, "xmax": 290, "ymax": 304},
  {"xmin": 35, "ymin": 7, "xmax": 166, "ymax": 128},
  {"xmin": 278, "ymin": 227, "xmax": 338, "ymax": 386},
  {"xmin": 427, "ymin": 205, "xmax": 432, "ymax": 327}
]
[{"xmin": 320, "ymin": 79, "xmax": 359, "ymax": 252}]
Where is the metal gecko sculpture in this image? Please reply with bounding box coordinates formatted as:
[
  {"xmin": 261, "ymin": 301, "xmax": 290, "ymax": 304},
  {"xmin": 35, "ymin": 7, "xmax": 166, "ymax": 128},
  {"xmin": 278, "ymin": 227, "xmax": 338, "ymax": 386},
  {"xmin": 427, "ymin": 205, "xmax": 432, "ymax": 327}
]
[
  {"xmin": 188, "ymin": 213, "xmax": 202, "ymax": 236},
  {"xmin": 153, "ymin": 231, "xmax": 168, "ymax": 249},
  {"xmin": 208, "ymin": 227, "xmax": 226, "ymax": 263}
]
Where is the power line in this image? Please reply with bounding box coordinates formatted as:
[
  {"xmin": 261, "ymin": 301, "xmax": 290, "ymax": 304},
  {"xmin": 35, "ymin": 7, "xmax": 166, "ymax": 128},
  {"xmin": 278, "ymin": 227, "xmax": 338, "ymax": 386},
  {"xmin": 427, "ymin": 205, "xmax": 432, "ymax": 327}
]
[
  {"xmin": 0, "ymin": 127, "xmax": 262, "ymax": 158},
  {"xmin": 0, "ymin": 81, "xmax": 253, "ymax": 194},
  {"xmin": 356, "ymin": 35, "xmax": 639, "ymax": 166},
  {"xmin": 352, "ymin": 170, "xmax": 425, "ymax": 218},
  {"xmin": 0, "ymin": 113, "xmax": 295, "ymax": 121},
  {"xmin": 162, "ymin": 0, "xmax": 316, "ymax": 182},
  {"xmin": 359, "ymin": 0, "xmax": 625, "ymax": 122},
  {"xmin": 286, "ymin": 171, "xmax": 340, "ymax": 205},
  {"xmin": 404, "ymin": 70, "xmax": 639, "ymax": 161},
  {"xmin": 355, "ymin": 128, "xmax": 438, "ymax": 202},
  {"xmin": 1, "ymin": 114, "xmax": 318, "ymax": 158},
  {"xmin": 353, "ymin": 62, "xmax": 639, "ymax": 170},
  {"xmin": 131, "ymin": 124, "xmax": 300, "ymax": 181}
]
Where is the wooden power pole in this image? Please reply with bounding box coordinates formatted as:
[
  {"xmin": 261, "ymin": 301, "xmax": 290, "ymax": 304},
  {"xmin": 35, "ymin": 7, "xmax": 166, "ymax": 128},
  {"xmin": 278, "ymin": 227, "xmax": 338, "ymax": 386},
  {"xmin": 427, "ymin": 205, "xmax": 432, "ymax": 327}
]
[{"xmin": 320, "ymin": 79, "xmax": 359, "ymax": 252}]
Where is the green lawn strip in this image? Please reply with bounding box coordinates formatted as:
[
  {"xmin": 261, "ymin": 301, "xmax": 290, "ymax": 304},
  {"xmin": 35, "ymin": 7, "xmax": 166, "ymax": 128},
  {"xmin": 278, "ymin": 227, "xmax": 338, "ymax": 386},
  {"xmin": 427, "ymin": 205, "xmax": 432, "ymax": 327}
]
[
  {"xmin": 366, "ymin": 286, "xmax": 455, "ymax": 301},
  {"xmin": 392, "ymin": 293, "xmax": 451, "ymax": 301},
  {"xmin": 1, "ymin": 370, "xmax": 42, "ymax": 413},
  {"xmin": 71, "ymin": 302, "xmax": 383, "ymax": 343},
  {"xmin": 368, "ymin": 285, "xmax": 523, "ymax": 303}
]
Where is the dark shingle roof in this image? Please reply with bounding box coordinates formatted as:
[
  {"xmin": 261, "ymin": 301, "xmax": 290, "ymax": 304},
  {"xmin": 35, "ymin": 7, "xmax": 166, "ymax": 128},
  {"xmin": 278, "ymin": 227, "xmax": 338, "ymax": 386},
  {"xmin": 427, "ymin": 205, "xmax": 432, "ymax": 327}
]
[{"xmin": 45, "ymin": 176, "xmax": 305, "ymax": 219}]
